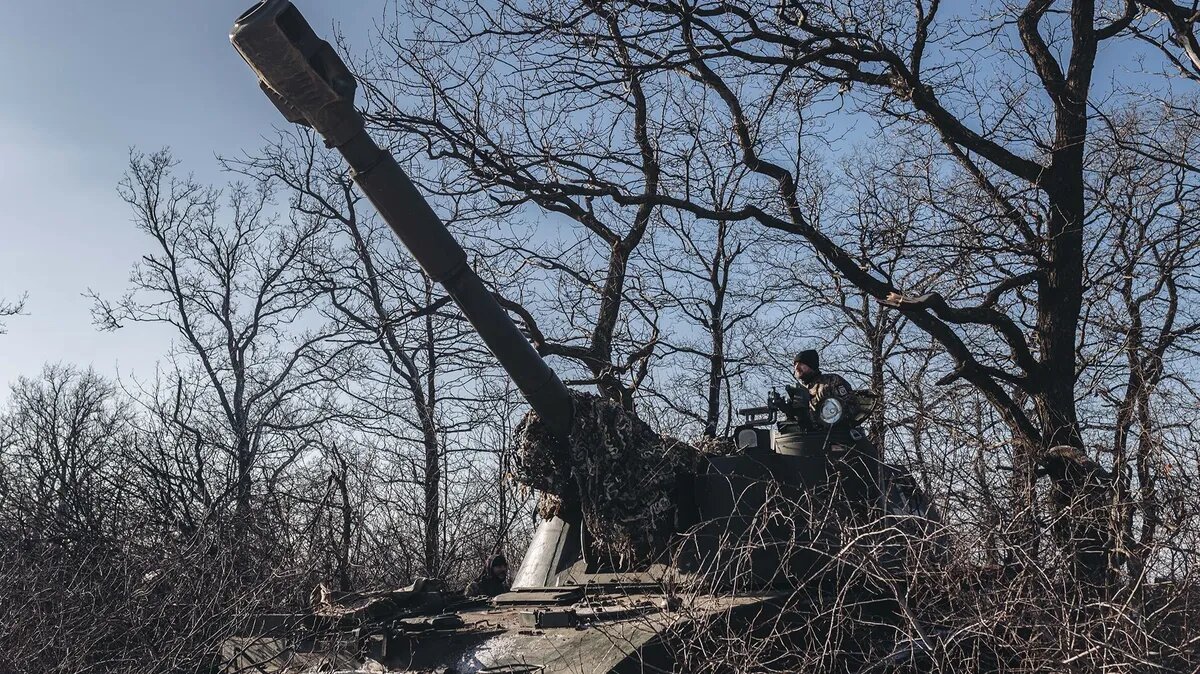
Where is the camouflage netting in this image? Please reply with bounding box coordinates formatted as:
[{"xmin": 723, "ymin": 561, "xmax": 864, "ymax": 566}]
[{"xmin": 512, "ymin": 391, "xmax": 700, "ymax": 562}]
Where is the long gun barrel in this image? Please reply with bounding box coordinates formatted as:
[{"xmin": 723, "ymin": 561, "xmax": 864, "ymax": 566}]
[{"xmin": 230, "ymin": 0, "xmax": 573, "ymax": 441}]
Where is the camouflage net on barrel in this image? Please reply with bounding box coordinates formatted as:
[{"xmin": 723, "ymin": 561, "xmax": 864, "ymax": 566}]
[{"xmin": 512, "ymin": 391, "xmax": 700, "ymax": 562}]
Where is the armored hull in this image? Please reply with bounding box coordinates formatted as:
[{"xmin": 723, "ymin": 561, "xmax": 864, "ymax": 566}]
[
  {"xmin": 220, "ymin": 441, "xmax": 939, "ymax": 673},
  {"xmin": 224, "ymin": 589, "xmax": 781, "ymax": 673}
]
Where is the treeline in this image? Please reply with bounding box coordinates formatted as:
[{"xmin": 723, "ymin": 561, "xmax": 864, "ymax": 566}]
[{"xmin": 3, "ymin": 0, "xmax": 1200, "ymax": 671}]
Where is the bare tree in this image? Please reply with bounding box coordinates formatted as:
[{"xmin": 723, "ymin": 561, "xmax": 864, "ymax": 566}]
[
  {"xmin": 0, "ymin": 293, "xmax": 26, "ymax": 335},
  {"xmin": 0, "ymin": 364, "xmax": 136, "ymax": 553},
  {"xmin": 224, "ymin": 130, "xmax": 512, "ymax": 579},
  {"xmin": 782, "ymin": 150, "xmax": 941, "ymax": 451},
  {"xmin": 370, "ymin": 0, "xmax": 1200, "ymax": 569},
  {"xmin": 361, "ymin": 3, "xmax": 685, "ymax": 410},
  {"xmin": 654, "ymin": 2, "xmax": 1200, "ymax": 549},
  {"xmin": 1081, "ymin": 105, "xmax": 1200, "ymax": 577},
  {"xmin": 91, "ymin": 149, "xmax": 350, "ymax": 557},
  {"xmin": 120, "ymin": 371, "xmax": 221, "ymax": 538},
  {"xmin": 644, "ymin": 204, "xmax": 798, "ymax": 438},
  {"xmin": 0, "ymin": 365, "xmax": 264, "ymax": 674}
]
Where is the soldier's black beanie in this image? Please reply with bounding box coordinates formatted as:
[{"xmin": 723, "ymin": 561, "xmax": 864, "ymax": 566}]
[
  {"xmin": 490, "ymin": 554, "xmax": 507, "ymax": 568},
  {"xmin": 794, "ymin": 349, "xmax": 820, "ymax": 372}
]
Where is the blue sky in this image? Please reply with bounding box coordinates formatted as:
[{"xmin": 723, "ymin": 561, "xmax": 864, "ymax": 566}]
[
  {"xmin": 0, "ymin": 1, "xmax": 1182, "ymax": 396},
  {"xmin": 0, "ymin": 1, "xmax": 379, "ymax": 393}
]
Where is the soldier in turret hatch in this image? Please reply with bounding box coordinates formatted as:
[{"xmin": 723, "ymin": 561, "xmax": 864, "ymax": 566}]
[
  {"xmin": 465, "ymin": 554, "xmax": 510, "ymax": 597},
  {"xmin": 792, "ymin": 349, "xmax": 855, "ymax": 426}
]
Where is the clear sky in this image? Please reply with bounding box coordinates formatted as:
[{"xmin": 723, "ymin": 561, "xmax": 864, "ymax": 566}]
[
  {"xmin": 0, "ymin": 1, "xmax": 1174, "ymax": 397},
  {"xmin": 0, "ymin": 1, "xmax": 380, "ymax": 394}
]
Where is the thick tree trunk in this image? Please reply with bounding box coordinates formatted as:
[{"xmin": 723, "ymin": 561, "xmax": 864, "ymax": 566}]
[
  {"xmin": 233, "ymin": 434, "xmax": 257, "ymax": 576},
  {"xmin": 704, "ymin": 271, "xmax": 728, "ymax": 438},
  {"xmin": 235, "ymin": 437, "xmax": 253, "ymax": 534},
  {"xmin": 866, "ymin": 300, "xmax": 887, "ymax": 451},
  {"xmin": 1134, "ymin": 398, "xmax": 1159, "ymax": 537},
  {"xmin": 1029, "ymin": 2, "xmax": 1093, "ymax": 454},
  {"xmin": 1033, "ymin": 178, "xmax": 1085, "ymax": 452},
  {"xmin": 704, "ymin": 334, "xmax": 724, "ymax": 438},
  {"xmin": 593, "ymin": 242, "xmax": 635, "ymax": 410}
]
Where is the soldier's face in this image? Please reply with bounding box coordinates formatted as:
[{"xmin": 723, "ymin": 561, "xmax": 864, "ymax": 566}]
[
  {"xmin": 492, "ymin": 563, "xmax": 508, "ymax": 578},
  {"xmin": 793, "ymin": 362, "xmax": 809, "ymax": 380}
]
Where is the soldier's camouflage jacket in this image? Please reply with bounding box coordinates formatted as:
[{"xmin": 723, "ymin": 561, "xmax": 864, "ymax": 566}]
[{"xmin": 805, "ymin": 372, "xmax": 855, "ymax": 416}]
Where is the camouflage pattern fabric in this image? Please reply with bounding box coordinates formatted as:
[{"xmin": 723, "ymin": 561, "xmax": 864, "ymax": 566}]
[
  {"xmin": 513, "ymin": 391, "xmax": 700, "ymax": 562},
  {"xmin": 806, "ymin": 372, "xmax": 856, "ymax": 417}
]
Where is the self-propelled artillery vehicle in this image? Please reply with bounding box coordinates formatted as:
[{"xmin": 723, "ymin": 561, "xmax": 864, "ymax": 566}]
[{"xmin": 222, "ymin": 3, "xmax": 944, "ymax": 672}]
